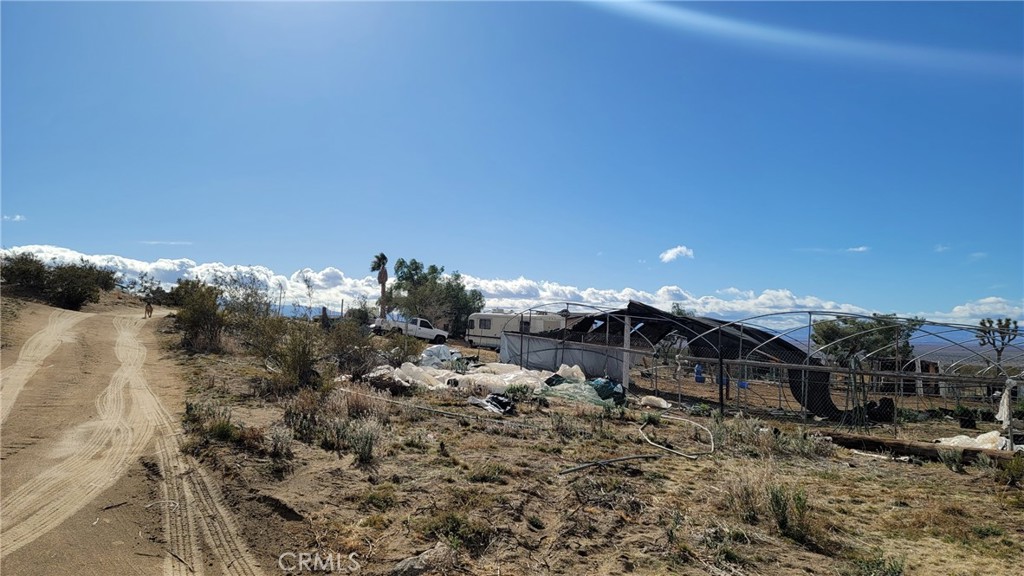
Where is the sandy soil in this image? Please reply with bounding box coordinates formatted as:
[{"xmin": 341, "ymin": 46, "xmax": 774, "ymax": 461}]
[{"xmin": 1, "ymin": 296, "xmax": 262, "ymax": 576}]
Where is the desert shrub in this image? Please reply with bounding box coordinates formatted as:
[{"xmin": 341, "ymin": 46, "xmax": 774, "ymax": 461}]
[
  {"xmin": 418, "ymin": 512, "xmax": 493, "ymax": 556},
  {"xmin": 175, "ymin": 280, "xmax": 225, "ymax": 353},
  {"xmin": 641, "ymin": 412, "xmax": 662, "ymax": 427},
  {"xmin": 768, "ymin": 484, "xmax": 790, "ymax": 532},
  {"xmin": 845, "ymin": 550, "xmax": 905, "ymax": 576},
  {"xmin": 379, "ymin": 333, "xmax": 426, "ymax": 367},
  {"xmin": 283, "ymin": 388, "xmax": 324, "ymax": 443},
  {"xmin": 1, "ymin": 252, "xmax": 49, "ymax": 297},
  {"xmin": 216, "ymin": 271, "xmax": 273, "ymax": 329},
  {"xmin": 724, "ymin": 474, "xmax": 764, "ymax": 524},
  {"xmin": 975, "ymin": 453, "xmax": 997, "ymax": 473},
  {"xmin": 269, "ymin": 427, "xmax": 294, "ymax": 460},
  {"xmin": 329, "ymin": 318, "xmax": 377, "ymax": 381},
  {"xmin": 243, "ymin": 314, "xmax": 288, "ymax": 359},
  {"xmin": 319, "ymin": 417, "xmax": 350, "ymax": 453},
  {"xmin": 183, "ymin": 401, "xmax": 237, "ymax": 442},
  {"xmin": 938, "ymin": 449, "xmax": 966, "ymax": 474},
  {"xmin": 45, "ymin": 260, "xmax": 116, "ymax": 309},
  {"xmin": 997, "ymin": 455, "xmax": 1024, "ymax": 486},
  {"xmin": 360, "ymin": 485, "xmax": 397, "ymax": 511},
  {"xmin": 764, "ymin": 483, "xmax": 815, "ymax": 545},
  {"xmin": 270, "ymin": 321, "xmax": 325, "ymax": 390},
  {"xmin": 344, "ymin": 388, "xmax": 389, "ymax": 421},
  {"xmin": 504, "ymin": 384, "xmax": 532, "ymax": 403},
  {"xmin": 348, "ymin": 417, "xmax": 385, "ymax": 464},
  {"xmin": 236, "ymin": 425, "xmax": 266, "ymax": 454},
  {"xmin": 713, "ymin": 416, "xmax": 834, "ymax": 459}
]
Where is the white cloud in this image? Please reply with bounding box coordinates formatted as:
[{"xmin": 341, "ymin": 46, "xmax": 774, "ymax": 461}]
[
  {"xmin": 659, "ymin": 245, "xmax": 695, "ymax": 263},
  {"xmin": 846, "ymin": 246, "xmax": 870, "ymax": 253},
  {"xmin": 140, "ymin": 240, "xmax": 193, "ymax": 246},
  {"xmin": 934, "ymin": 244, "xmax": 950, "ymax": 253},
  {"xmin": 921, "ymin": 297, "xmax": 1024, "ymax": 325},
  {"xmin": 969, "ymin": 252, "xmax": 988, "ymax": 261},
  {"xmin": 2, "ymin": 244, "xmax": 1018, "ymax": 327},
  {"xmin": 2, "ymin": 214, "xmax": 27, "ymax": 222}
]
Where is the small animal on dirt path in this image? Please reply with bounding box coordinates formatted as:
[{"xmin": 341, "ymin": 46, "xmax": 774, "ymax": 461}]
[{"xmin": 144, "ymin": 302, "xmax": 153, "ymax": 319}]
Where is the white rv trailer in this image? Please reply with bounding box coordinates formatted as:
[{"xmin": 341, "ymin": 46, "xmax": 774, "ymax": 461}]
[{"xmin": 465, "ymin": 311, "xmax": 566, "ymax": 350}]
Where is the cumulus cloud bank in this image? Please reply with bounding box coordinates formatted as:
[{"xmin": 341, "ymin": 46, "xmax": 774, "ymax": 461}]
[
  {"xmin": 1, "ymin": 245, "xmax": 1019, "ymax": 326},
  {"xmin": 659, "ymin": 245, "xmax": 695, "ymax": 263}
]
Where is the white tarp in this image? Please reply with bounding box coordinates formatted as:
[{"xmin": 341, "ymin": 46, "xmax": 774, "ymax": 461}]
[
  {"xmin": 937, "ymin": 430, "xmax": 1008, "ymax": 451},
  {"xmin": 995, "ymin": 379, "xmax": 1021, "ymax": 430},
  {"xmin": 419, "ymin": 345, "xmax": 461, "ymax": 368}
]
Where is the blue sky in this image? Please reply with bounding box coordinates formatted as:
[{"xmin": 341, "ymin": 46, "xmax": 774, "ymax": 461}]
[{"xmin": 2, "ymin": 1, "xmax": 1022, "ymax": 323}]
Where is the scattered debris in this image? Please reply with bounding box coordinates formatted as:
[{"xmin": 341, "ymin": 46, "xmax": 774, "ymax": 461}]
[
  {"xmin": 639, "ymin": 395, "xmax": 670, "ymax": 409},
  {"xmin": 467, "ymin": 393, "xmax": 515, "ymax": 415},
  {"xmin": 419, "ymin": 344, "xmax": 461, "ymax": 368}
]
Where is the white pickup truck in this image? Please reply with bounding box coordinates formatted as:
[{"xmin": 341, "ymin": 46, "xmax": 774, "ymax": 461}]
[{"xmin": 371, "ymin": 317, "xmax": 448, "ymax": 344}]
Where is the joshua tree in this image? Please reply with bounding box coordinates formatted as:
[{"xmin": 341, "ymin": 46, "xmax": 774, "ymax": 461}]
[
  {"xmin": 977, "ymin": 317, "xmax": 1019, "ymax": 367},
  {"xmin": 370, "ymin": 253, "xmax": 388, "ymax": 319}
]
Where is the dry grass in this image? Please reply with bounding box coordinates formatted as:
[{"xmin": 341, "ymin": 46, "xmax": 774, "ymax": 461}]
[{"xmin": 170, "ymin": 337, "xmax": 1024, "ymax": 576}]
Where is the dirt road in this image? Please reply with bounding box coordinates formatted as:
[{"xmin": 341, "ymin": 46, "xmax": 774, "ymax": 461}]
[{"xmin": 1, "ymin": 300, "xmax": 263, "ymax": 575}]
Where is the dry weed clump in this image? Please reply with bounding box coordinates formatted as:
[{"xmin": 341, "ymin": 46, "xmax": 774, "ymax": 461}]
[
  {"xmin": 467, "ymin": 462, "xmax": 511, "ymax": 484},
  {"xmin": 720, "ymin": 464, "xmax": 839, "ymax": 554},
  {"xmin": 712, "ymin": 414, "xmax": 834, "ymax": 459},
  {"xmin": 279, "ymin": 384, "xmax": 391, "ymax": 463},
  {"xmin": 235, "ymin": 425, "xmax": 267, "ymax": 454},
  {"xmin": 183, "ymin": 401, "xmax": 237, "ymax": 443},
  {"xmin": 342, "ymin": 385, "xmax": 390, "ymax": 421}
]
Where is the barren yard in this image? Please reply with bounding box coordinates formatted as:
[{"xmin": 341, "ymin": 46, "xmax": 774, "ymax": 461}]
[{"xmin": 2, "ymin": 296, "xmax": 1022, "ymax": 575}]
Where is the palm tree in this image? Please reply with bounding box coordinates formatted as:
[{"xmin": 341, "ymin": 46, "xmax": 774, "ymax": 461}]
[{"xmin": 370, "ymin": 253, "xmax": 388, "ymax": 319}]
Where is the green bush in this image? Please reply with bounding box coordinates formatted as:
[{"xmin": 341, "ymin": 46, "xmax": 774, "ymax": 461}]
[
  {"xmin": 418, "ymin": 512, "xmax": 493, "ymax": 556},
  {"xmin": 174, "ymin": 280, "xmax": 225, "ymax": 353},
  {"xmin": 329, "ymin": 318, "xmax": 377, "ymax": 381},
  {"xmin": 997, "ymin": 455, "xmax": 1024, "ymax": 487},
  {"xmin": 1, "ymin": 252, "xmax": 49, "ymax": 296},
  {"xmin": 1, "ymin": 253, "xmax": 117, "ymax": 310},
  {"xmin": 380, "ymin": 333, "xmax": 426, "ymax": 367},
  {"xmin": 271, "ymin": 321, "xmax": 325, "ymax": 390},
  {"xmin": 938, "ymin": 449, "xmax": 966, "ymax": 474}
]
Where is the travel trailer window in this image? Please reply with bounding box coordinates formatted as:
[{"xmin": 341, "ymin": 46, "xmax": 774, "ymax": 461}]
[
  {"xmin": 520, "ymin": 320, "xmax": 530, "ymax": 332},
  {"xmin": 480, "ymin": 318, "xmax": 492, "ymax": 330},
  {"xmin": 468, "ymin": 319, "xmax": 475, "ymax": 329}
]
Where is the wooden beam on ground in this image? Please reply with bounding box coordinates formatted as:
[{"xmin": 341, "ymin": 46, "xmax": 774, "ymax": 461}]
[{"xmin": 826, "ymin": 430, "xmax": 1020, "ymax": 464}]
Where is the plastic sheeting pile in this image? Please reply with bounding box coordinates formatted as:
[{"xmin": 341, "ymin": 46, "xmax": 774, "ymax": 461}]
[{"xmin": 362, "ymin": 345, "xmax": 629, "ymax": 408}]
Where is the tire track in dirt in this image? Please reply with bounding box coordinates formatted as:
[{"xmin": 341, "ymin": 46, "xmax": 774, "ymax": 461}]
[
  {"xmin": 1, "ymin": 308, "xmax": 90, "ymax": 424},
  {"xmin": 141, "ymin": 386, "xmax": 263, "ymax": 576},
  {"xmin": 2, "ymin": 311, "xmax": 263, "ymax": 574},
  {"xmin": 0, "ymin": 316, "xmax": 156, "ymax": 557}
]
